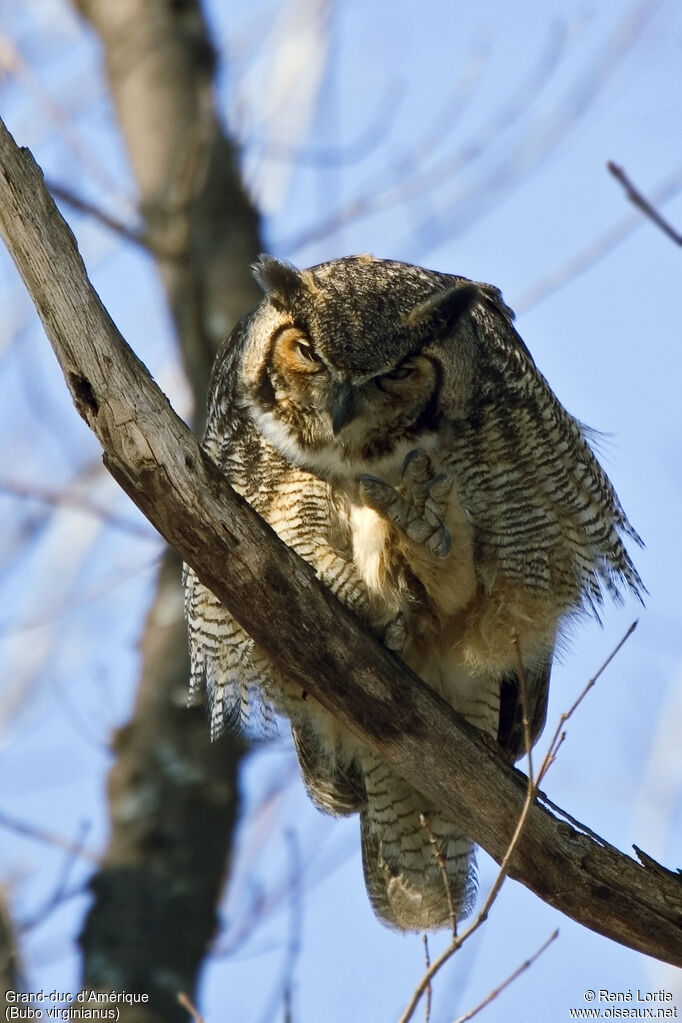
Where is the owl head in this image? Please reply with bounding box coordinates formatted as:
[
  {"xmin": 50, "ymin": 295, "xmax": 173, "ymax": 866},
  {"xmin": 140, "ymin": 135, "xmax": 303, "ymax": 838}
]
[{"xmin": 237, "ymin": 254, "xmax": 485, "ymax": 481}]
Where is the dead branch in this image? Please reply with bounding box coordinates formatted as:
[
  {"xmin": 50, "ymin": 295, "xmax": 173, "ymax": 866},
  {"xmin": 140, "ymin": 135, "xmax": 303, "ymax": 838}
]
[
  {"xmin": 1, "ymin": 117, "xmax": 681, "ymax": 969},
  {"xmin": 0, "ymin": 474, "xmax": 152, "ymax": 537},
  {"xmin": 514, "ymin": 163, "xmax": 682, "ymax": 313},
  {"xmin": 608, "ymin": 161, "xmax": 682, "ymax": 246},
  {"xmin": 0, "ymin": 808, "xmax": 98, "ymax": 864},
  {"xmin": 422, "ymin": 936, "xmax": 432, "ymax": 1023},
  {"xmin": 452, "ymin": 930, "xmax": 559, "ymax": 1023},
  {"xmin": 537, "ymin": 621, "xmax": 638, "ymax": 785},
  {"xmin": 47, "ymin": 180, "xmax": 150, "ymax": 253}
]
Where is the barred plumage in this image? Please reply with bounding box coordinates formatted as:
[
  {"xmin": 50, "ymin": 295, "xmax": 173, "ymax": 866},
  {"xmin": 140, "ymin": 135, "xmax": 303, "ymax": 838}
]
[{"xmin": 184, "ymin": 254, "xmax": 642, "ymax": 931}]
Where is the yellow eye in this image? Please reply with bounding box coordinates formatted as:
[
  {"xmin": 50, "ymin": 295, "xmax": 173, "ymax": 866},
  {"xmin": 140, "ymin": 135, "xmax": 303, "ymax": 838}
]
[
  {"xmin": 295, "ymin": 340, "xmax": 322, "ymax": 366},
  {"xmin": 275, "ymin": 326, "xmax": 323, "ymax": 375}
]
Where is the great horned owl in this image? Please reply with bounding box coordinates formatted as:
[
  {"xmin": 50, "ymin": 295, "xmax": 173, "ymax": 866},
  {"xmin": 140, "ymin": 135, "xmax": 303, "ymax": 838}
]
[{"xmin": 184, "ymin": 255, "xmax": 641, "ymax": 931}]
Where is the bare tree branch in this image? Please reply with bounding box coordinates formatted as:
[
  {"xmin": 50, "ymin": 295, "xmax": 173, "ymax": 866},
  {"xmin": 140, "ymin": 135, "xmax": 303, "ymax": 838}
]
[
  {"xmin": 514, "ymin": 163, "xmax": 682, "ymax": 313},
  {"xmin": 452, "ymin": 929, "xmax": 559, "ymax": 1023},
  {"xmin": 0, "ymin": 809, "xmax": 98, "ymax": 864},
  {"xmin": 47, "ymin": 179, "xmax": 150, "ymax": 253},
  {"xmin": 536, "ymin": 622, "xmax": 638, "ymax": 785},
  {"xmin": 608, "ymin": 161, "xmax": 682, "ymax": 246},
  {"xmin": 0, "ymin": 474, "xmax": 151, "ymax": 537},
  {"xmin": 1, "ymin": 117, "xmax": 681, "ymax": 978}
]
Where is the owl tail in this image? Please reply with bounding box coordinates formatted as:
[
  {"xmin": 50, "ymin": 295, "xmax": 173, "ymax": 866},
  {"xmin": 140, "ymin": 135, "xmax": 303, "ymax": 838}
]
[{"xmin": 359, "ymin": 751, "xmax": 476, "ymax": 931}]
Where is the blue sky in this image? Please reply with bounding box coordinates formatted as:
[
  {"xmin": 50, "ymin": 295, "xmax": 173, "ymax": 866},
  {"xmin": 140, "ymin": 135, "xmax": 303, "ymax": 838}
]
[{"xmin": 0, "ymin": 0, "xmax": 681, "ymax": 1020}]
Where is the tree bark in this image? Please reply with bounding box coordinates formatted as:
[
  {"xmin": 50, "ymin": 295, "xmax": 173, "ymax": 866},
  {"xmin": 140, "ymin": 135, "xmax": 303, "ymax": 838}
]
[
  {"xmin": 60, "ymin": 2, "xmax": 262, "ymax": 1018},
  {"xmin": 72, "ymin": 0, "xmax": 263, "ymax": 406},
  {"xmin": 77, "ymin": 550, "xmax": 242, "ymax": 1022},
  {"xmin": 0, "ymin": 890, "xmax": 20, "ymax": 1013},
  {"xmin": 1, "ymin": 118, "xmax": 681, "ymax": 972}
]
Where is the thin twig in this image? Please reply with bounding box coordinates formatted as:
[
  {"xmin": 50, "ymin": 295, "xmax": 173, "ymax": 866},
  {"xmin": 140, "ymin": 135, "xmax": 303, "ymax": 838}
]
[
  {"xmin": 537, "ymin": 621, "xmax": 638, "ymax": 783},
  {"xmin": 256, "ymin": 829, "xmax": 304, "ymax": 1023},
  {"xmin": 20, "ymin": 820, "xmax": 91, "ymax": 932},
  {"xmin": 511, "ymin": 632, "xmax": 534, "ymax": 783},
  {"xmin": 515, "ymin": 163, "xmax": 682, "ymax": 312},
  {"xmin": 47, "ymin": 181, "xmax": 147, "ymax": 251},
  {"xmin": 255, "ymin": 78, "xmax": 402, "ymax": 167},
  {"xmin": 0, "ymin": 554, "xmax": 161, "ymax": 640},
  {"xmin": 279, "ymin": 20, "xmax": 565, "ymax": 254},
  {"xmin": 0, "ymin": 30, "xmax": 124, "ymax": 198},
  {"xmin": 399, "ymin": 0, "xmax": 661, "ymax": 262},
  {"xmin": 281, "ymin": 830, "xmax": 303, "ymax": 1023},
  {"xmin": 608, "ymin": 162, "xmax": 682, "ymax": 246},
  {"xmin": 0, "ymin": 476, "xmax": 153, "ymax": 537},
  {"xmin": 422, "ymin": 935, "xmax": 432, "ymax": 1023},
  {"xmin": 0, "ymin": 809, "xmax": 98, "ymax": 863},
  {"xmin": 177, "ymin": 992, "xmax": 204, "ymax": 1023},
  {"xmin": 420, "ymin": 813, "xmax": 458, "ymax": 937},
  {"xmin": 47, "ymin": 180, "xmax": 183, "ymax": 260},
  {"xmin": 452, "ymin": 930, "xmax": 559, "ymax": 1023}
]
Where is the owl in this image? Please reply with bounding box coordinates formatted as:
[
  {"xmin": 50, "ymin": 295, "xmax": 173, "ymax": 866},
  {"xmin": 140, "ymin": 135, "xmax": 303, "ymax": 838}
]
[{"xmin": 184, "ymin": 254, "xmax": 642, "ymax": 931}]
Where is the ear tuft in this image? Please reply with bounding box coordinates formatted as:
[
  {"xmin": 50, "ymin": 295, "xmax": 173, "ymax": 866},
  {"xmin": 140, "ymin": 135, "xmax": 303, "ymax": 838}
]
[
  {"xmin": 405, "ymin": 283, "xmax": 480, "ymax": 338},
  {"xmin": 479, "ymin": 283, "xmax": 515, "ymax": 322},
  {"xmin": 252, "ymin": 255, "xmax": 302, "ymax": 304}
]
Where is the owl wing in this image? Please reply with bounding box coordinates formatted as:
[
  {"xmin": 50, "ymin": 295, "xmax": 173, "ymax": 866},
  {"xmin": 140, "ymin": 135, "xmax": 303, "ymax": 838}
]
[
  {"xmin": 438, "ymin": 294, "xmax": 643, "ymax": 613},
  {"xmin": 187, "ymin": 394, "xmax": 380, "ymax": 741}
]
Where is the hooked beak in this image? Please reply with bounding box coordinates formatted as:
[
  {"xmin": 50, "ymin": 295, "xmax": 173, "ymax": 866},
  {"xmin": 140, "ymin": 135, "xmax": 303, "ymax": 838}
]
[{"xmin": 330, "ymin": 380, "xmax": 357, "ymax": 434}]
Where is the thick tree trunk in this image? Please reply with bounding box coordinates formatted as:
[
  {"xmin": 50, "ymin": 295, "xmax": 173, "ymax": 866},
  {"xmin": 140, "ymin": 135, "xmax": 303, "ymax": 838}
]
[
  {"xmin": 62, "ymin": 2, "xmax": 263, "ymax": 1018},
  {"xmin": 0, "ymin": 891, "xmax": 20, "ymax": 1013},
  {"xmin": 77, "ymin": 551, "xmax": 243, "ymax": 1022}
]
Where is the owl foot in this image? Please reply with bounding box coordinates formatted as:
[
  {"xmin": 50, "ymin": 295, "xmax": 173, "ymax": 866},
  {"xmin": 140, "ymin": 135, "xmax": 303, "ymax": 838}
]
[{"xmin": 360, "ymin": 449, "xmax": 452, "ymax": 558}]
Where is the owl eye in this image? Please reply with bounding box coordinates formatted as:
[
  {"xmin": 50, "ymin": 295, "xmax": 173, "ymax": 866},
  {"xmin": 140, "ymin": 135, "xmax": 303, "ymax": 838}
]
[
  {"xmin": 277, "ymin": 326, "xmax": 324, "ymax": 374},
  {"xmin": 296, "ymin": 340, "xmax": 322, "ymax": 366},
  {"xmin": 381, "ymin": 364, "xmax": 414, "ymax": 382}
]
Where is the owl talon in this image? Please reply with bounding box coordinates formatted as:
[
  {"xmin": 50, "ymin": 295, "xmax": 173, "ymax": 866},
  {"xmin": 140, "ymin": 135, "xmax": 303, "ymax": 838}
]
[
  {"xmin": 384, "ymin": 613, "xmax": 407, "ymax": 652},
  {"xmin": 359, "ymin": 474, "xmax": 399, "ymax": 515},
  {"xmin": 360, "ymin": 458, "xmax": 452, "ymax": 560},
  {"xmin": 429, "ymin": 523, "xmax": 451, "ymax": 558},
  {"xmin": 401, "ymin": 448, "xmax": 430, "ymax": 486}
]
